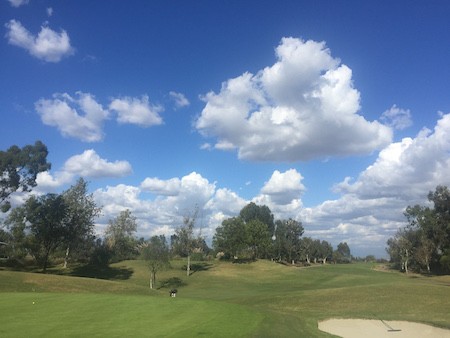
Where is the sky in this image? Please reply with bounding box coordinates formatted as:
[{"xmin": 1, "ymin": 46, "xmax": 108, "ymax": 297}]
[{"xmin": 1, "ymin": 0, "xmax": 450, "ymax": 258}]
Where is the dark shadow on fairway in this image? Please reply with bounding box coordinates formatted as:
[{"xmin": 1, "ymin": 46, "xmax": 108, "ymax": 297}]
[
  {"xmin": 232, "ymin": 258, "xmax": 255, "ymax": 264},
  {"xmin": 158, "ymin": 277, "xmax": 187, "ymax": 289},
  {"xmin": 69, "ymin": 265, "xmax": 133, "ymax": 280},
  {"xmin": 183, "ymin": 262, "xmax": 213, "ymax": 276}
]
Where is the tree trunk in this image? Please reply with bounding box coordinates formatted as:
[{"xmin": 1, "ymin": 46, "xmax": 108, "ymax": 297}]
[
  {"xmin": 63, "ymin": 246, "xmax": 70, "ymax": 268},
  {"xmin": 306, "ymin": 254, "xmax": 310, "ymax": 265},
  {"xmin": 187, "ymin": 254, "xmax": 190, "ymax": 277},
  {"xmin": 404, "ymin": 249, "xmax": 409, "ymax": 274},
  {"xmin": 150, "ymin": 272, "xmax": 155, "ymax": 289}
]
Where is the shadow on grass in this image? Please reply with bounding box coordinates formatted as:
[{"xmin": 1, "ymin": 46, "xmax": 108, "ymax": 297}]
[
  {"xmin": 69, "ymin": 265, "xmax": 134, "ymax": 281},
  {"xmin": 232, "ymin": 258, "xmax": 255, "ymax": 264},
  {"xmin": 182, "ymin": 262, "xmax": 213, "ymax": 276},
  {"xmin": 158, "ymin": 277, "xmax": 187, "ymax": 289}
]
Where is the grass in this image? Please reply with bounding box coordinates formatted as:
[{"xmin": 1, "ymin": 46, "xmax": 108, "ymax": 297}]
[{"xmin": 1, "ymin": 260, "xmax": 449, "ymax": 337}]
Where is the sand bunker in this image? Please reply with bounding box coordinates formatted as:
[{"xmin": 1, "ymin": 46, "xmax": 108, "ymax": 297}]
[{"xmin": 318, "ymin": 319, "xmax": 450, "ymax": 338}]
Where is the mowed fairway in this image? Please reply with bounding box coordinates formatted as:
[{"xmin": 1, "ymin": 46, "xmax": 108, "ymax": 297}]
[{"xmin": 1, "ymin": 261, "xmax": 449, "ymax": 337}]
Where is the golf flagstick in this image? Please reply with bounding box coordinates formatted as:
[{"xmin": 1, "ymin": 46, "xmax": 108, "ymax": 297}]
[{"xmin": 380, "ymin": 319, "xmax": 402, "ymax": 332}]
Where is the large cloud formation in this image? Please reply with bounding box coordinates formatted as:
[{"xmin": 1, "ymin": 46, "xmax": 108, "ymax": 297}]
[
  {"xmin": 302, "ymin": 112, "xmax": 450, "ymax": 255},
  {"xmin": 196, "ymin": 37, "xmax": 392, "ymax": 161}
]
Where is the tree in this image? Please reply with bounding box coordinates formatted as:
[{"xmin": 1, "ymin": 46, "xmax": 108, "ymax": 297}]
[
  {"xmin": 140, "ymin": 235, "xmax": 170, "ymax": 289},
  {"xmin": 61, "ymin": 178, "xmax": 101, "ymax": 268},
  {"xmin": 25, "ymin": 194, "xmax": 67, "ymax": 272},
  {"xmin": 240, "ymin": 202, "xmax": 275, "ymax": 234},
  {"xmin": 299, "ymin": 237, "xmax": 314, "ymax": 264},
  {"xmin": 272, "ymin": 219, "xmax": 304, "ymax": 263},
  {"xmin": 0, "ymin": 141, "xmax": 51, "ymax": 212},
  {"xmin": 3, "ymin": 205, "xmax": 28, "ymax": 259},
  {"xmin": 105, "ymin": 209, "xmax": 138, "ymax": 262},
  {"xmin": 387, "ymin": 228, "xmax": 415, "ymax": 273},
  {"xmin": 213, "ymin": 217, "xmax": 247, "ymax": 259},
  {"xmin": 318, "ymin": 240, "xmax": 333, "ymax": 264},
  {"xmin": 336, "ymin": 242, "xmax": 351, "ymax": 263},
  {"xmin": 245, "ymin": 219, "xmax": 271, "ymax": 260},
  {"xmin": 172, "ymin": 208, "xmax": 197, "ymax": 276}
]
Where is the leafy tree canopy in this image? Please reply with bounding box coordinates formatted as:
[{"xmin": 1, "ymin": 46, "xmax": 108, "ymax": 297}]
[{"xmin": 0, "ymin": 141, "xmax": 50, "ymax": 212}]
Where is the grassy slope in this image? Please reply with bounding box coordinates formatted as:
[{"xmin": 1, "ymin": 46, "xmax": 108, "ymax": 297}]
[{"xmin": 1, "ymin": 261, "xmax": 449, "ymax": 337}]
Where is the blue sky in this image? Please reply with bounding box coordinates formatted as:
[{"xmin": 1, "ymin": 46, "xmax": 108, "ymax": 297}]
[{"xmin": 2, "ymin": 0, "xmax": 450, "ymax": 257}]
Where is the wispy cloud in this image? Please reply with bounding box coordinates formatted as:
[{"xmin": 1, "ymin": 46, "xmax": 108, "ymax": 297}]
[
  {"xmin": 109, "ymin": 95, "xmax": 163, "ymax": 127},
  {"xmin": 8, "ymin": 0, "xmax": 29, "ymax": 8},
  {"xmin": 169, "ymin": 91, "xmax": 190, "ymax": 109}
]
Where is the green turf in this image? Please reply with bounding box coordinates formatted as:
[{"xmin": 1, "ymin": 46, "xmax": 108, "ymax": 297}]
[{"xmin": 1, "ymin": 261, "xmax": 449, "ymax": 337}]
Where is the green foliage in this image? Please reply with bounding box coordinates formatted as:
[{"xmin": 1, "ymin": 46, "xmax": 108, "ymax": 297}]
[
  {"xmin": 333, "ymin": 242, "xmax": 352, "ymax": 263},
  {"xmin": 387, "ymin": 185, "xmax": 450, "ymax": 273},
  {"xmin": 0, "ymin": 141, "xmax": 51, "ymax": 212},
  {"xmin": 273, "ymin": 218, "xmax": 304, "ymax": 262},
  {"xmin": 240, "ymin": 202, "xmax": 275, "ymax": 234},
  {"xmin": 140, "ymin": 235, "xmax": 170, "ymax": 289},
  {"xmin": 213, "ymin": 217, "xmax": 246, "ymax": 257},
  {"xmin": 61, "ymin": 178, "xmax": 101, "ymax": 267},
  {"xmin": 105, "ymin": 209, "xmax": 138, "ymax": 262},
  {"xmin": 24, "ymin": 194, "xmax": 67, "ymax": 272}
]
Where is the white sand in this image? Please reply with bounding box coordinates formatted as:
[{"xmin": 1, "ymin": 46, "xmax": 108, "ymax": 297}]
[{"xmin": 318, "ymin": 319, "xmax": 450, "ymax": 338}]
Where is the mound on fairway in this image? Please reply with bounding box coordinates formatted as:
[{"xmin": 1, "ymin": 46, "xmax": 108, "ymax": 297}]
[{"xmin": 318, "ymin": 319, "xmax": 450, "ymax": 338}]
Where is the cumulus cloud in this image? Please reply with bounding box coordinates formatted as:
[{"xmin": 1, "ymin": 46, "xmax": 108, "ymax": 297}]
[
  {"xmin": 260, "ymin": 169, "xmax": 305, "ymax": 205},
  {"xmin": 35, "ymin": 92, "xmax": 109, "ymax": 142},
  {"xmin": 109, "ymin": 95, "xmax": 163, "ymax": 127},
  {"xmin": 94, "ymin": 172, "xmax": 218, "ymax": 237},
  {"xmin": 35, "ymin": 150, "xmax": 132, "ymax": 192},
  {"xmin": 47, "ymin": 7, "xmax": 53, "ymax": 17},
  {"xmin": 380, "ymin": 104, "xmax": 412, "ymax": 130},
  {"xmin": 140, "ymin": 177, "xmax": 181, "ymax": 196},
  {"xmin": 169, "ymin": 91, "xmax": 190, "ymax": 109},
  {"xmin": 302, "ymin": 112, "xmax": 450, "ymax": 256},
  {"xmin": 64, "ymin": 149, "xmax": 132, "ymax": 178},
  {"xmin": 196, "ymin": 37, "xmax": 392, "ymax": 161},
  {"xmin": 8, "ymin": 0, "xmax": 29, "ymax": 7},
  {"xmin": 5, "ymin": 19, "xmax": 74, "ymax": 62},
  {"xmin": 335, "ymin": 113, "xmax": 450, "ymax": 199}
]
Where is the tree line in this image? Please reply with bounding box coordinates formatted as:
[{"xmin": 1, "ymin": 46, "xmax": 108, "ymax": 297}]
[
  {"xmin": 1, "ymin": 141, "xmax": 353, "ymax": 289},
  {"xmin": 212, "ymin": 202, "xmax": 351, "ymax": 264},
  {"xmin": 386, "ymin": 185, "xmax": 450, "ymax": 274}
]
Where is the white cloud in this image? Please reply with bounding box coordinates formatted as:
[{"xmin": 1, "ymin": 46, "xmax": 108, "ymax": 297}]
[
  {"xmin": 34, "ymin": 150, "xmax": 132, "ymax": 193},
  {"xmin": 380, "ymin": 104, "xmax": 412, "ymax": 130},
  {"xmin": 196, "ymin": 37, "xmax": 392, "ymax": 161},
  {"xmin": 109, "ymin": 95, "xmax": 163, "ymax": 127},
  {"xmin": 8, "ymin": 0, "xmax": 29, "ymax": 7},
  {"xmin": 94, "ymin": 172, "xmax": 218, "ymax": 238},
  {"xmin": 260, "ymin": 169, "xmax": 305, "ymax": 205},
  {"xmin": 64, "ymin": 149, "xmax": 132, "ymax": 178},
  {"xmin": 205, "ymin": 188, "xmax": 247, "ymax": 216},
  {"xmin": 303, "ymin": 112, "xmax": 450, "ymax": 257},
  {"xmin": 169, "ymin": 91, "xmax": 190, "ymax": 109},
  {"xmin": 5, "ymin": 19, "xmax": 74, "ymax": 62},
  {"xmin": 36, "ymin": 92, "xmax": 166, "ymax": 140},
  {"xmin": 47, "ymin": 7, "xmax": 53, "ymax": 17},
  {"xmin": 140, "ymin": 177, "xmax": 181, "ymax": 196},
  {"xmin": 35, "ymin": 92, "xmax": 109, "ymax": 142}
]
